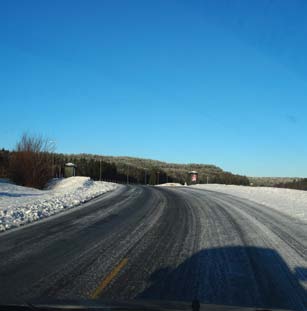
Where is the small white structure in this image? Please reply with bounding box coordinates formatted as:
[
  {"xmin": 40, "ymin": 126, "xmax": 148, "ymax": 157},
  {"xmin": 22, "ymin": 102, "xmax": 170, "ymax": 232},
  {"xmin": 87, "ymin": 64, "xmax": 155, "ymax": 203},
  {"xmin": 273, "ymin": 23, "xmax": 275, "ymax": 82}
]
[{"xmin": 64, "ymin": 163, "xmax": 77, "ymax": 177}]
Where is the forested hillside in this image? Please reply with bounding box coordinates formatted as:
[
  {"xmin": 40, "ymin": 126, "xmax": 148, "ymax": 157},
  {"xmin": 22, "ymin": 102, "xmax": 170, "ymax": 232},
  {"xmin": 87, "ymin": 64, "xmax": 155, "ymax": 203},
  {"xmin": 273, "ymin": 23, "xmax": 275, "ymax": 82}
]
[
  {"xmin": 248, "ymin": 176, "xmax": 299, "ymax": 187},
  {"xmin": 0, "ymin": 148, "xmax": 249, "ymax": 186}
]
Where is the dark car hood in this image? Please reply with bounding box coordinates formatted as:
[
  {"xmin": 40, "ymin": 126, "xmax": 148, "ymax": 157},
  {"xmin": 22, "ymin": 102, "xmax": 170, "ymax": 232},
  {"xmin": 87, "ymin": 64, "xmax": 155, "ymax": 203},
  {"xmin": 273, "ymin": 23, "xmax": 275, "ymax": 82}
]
[{"xmin": 0, "ymin": 299, "xmax": 292, "ymax": 311}]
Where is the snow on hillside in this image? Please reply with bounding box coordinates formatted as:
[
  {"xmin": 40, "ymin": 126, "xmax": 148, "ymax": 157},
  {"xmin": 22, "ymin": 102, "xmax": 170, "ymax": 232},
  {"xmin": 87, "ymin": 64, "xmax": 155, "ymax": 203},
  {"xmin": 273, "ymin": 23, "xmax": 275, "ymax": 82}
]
[
  {"xmin": 0, "ymin": 177, "xmax": 118, "ymax": 232},
  {"xmin": 192, "ymin": 184, "xmax": 307, "ymax": 222}
]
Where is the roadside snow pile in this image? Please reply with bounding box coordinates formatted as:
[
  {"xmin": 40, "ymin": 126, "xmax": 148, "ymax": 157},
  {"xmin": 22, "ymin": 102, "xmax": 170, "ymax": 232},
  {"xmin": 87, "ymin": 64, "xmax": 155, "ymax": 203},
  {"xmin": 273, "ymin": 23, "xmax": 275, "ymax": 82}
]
[
  {"xmin": 192, "ymin": 184, "xmax": 307, "ymax": 222},
  {"xmin": 156, "ymin": 183, "xmax": 182, "ymax": 187},
  {"xmin": 0, "ymin": 177, "xmax": 118, "ymax": 232}
]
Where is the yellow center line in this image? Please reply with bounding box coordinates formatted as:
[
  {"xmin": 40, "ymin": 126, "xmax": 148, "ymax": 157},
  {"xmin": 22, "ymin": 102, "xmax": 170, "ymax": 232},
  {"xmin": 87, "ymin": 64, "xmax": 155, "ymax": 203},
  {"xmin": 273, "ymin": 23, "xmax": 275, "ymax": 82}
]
[{"xmin": 90, "ymin": 258, "xmax": 128, "ymax": 299}]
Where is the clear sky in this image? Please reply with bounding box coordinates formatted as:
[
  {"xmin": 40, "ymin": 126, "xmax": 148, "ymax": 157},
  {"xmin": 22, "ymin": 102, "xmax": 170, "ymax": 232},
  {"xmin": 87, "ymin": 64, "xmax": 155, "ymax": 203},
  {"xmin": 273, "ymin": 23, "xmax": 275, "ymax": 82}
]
[{"xmin": 1, "ymin": 0, "xmax": 307, "ymax": 177}]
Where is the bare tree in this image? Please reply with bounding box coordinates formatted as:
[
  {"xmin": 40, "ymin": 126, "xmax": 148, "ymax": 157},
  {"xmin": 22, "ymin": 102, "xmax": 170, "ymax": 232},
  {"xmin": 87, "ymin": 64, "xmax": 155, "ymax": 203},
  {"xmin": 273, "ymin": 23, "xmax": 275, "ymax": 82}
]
[{"xmin": 9, "ymin": 133, "xmax": 55, "ymax": 189}]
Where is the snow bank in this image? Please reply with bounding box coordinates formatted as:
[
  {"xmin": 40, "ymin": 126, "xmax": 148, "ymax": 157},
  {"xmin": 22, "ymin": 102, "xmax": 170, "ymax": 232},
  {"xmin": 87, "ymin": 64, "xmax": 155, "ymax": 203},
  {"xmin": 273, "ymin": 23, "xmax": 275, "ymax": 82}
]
[
  {"xmin": 156, "ymin": 183, "xmax": 182, "ymax": 187},
  {"xmin": 192, "ymin": 184, "xmax": 307, "ymax": 222},
  {"xmin": 0, "ymin": 177, "xmax": 118, "ymax": 232}
]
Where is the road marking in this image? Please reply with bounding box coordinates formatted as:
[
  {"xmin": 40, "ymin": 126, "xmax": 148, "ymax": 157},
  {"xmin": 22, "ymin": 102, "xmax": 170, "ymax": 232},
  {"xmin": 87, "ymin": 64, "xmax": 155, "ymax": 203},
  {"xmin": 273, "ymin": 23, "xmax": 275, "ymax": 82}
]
[{"xmin": 91, "ymin": 258, "xmax": 128, "ymax": 299}]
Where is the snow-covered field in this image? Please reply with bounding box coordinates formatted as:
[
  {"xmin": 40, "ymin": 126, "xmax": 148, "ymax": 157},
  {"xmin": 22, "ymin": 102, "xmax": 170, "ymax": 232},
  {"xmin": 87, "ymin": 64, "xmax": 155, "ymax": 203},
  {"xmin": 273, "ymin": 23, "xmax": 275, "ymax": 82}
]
[
  {"xmin": 192, "ymin": 184, "xmax": 307, "ymax": 222},
  {"xmin": 0, "ymin": 177, "xmax": 118, "ymax": 232}
]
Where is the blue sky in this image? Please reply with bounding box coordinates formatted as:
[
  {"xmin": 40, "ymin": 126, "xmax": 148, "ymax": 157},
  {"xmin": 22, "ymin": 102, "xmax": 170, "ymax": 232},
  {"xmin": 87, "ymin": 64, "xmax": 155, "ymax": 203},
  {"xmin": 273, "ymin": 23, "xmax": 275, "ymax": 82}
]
[{"xmin": 1, "ymin": 0, "xmax": 307, "ymax": 177}]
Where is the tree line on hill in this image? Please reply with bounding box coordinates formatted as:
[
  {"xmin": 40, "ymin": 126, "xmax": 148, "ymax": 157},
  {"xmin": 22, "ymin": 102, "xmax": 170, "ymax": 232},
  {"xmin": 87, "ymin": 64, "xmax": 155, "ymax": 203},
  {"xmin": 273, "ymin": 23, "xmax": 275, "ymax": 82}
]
[
  {"xmin": 0, "ymin": 134, "xmax": 250, "ymax": 189},
  {"xmin": 248, "ymin": 176, "xmax": 299, "ymax": 187},
  {"xmin": 274, "ymin": 179, "xmax": 307, "ymax": 191}
]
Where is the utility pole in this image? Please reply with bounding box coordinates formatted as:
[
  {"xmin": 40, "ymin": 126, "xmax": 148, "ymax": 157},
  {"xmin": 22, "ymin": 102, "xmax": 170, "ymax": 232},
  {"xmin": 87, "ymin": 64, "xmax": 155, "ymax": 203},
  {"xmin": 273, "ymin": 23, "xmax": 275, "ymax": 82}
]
[
  {"xmin": 52, "ymin": 153, "xmax": 54, "ymax": 178},
  {"xmin": 127, "ymin": 166, "xmax": 129, "ymax": 184},
  {"xmin": 48, "ymin": 140, "xmax": 56, "ymax": 178},
  {"xmin": 99, "ymin": 159, "xmax": 102, "ymax": 181}
]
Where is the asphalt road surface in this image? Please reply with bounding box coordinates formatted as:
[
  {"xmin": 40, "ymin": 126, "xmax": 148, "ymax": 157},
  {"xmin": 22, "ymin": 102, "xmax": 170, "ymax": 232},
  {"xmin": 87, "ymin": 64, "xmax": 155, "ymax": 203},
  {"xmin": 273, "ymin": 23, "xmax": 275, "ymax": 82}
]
[{"xmin": 0, "ymin": 186, "xmax": 306, "ymax": 310}]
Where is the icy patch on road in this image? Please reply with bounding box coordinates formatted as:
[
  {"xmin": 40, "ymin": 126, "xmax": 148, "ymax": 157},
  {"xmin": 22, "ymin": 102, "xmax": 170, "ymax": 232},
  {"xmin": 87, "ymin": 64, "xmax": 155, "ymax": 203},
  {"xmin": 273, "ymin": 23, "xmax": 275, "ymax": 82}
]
[
  {"xmin": 192, "ymin": 184, "xmax": 307, "ymax": 222},
  {"xmin": 0, "ymin": 177, "xmax": 118, "ymax": 232}
]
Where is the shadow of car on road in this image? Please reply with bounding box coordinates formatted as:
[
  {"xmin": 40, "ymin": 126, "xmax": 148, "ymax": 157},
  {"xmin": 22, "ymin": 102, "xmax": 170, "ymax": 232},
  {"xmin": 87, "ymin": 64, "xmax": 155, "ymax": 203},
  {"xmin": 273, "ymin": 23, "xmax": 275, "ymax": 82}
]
[{"xmin": 138, "ymin": 246, "xmax": 307, "ymax": 311}]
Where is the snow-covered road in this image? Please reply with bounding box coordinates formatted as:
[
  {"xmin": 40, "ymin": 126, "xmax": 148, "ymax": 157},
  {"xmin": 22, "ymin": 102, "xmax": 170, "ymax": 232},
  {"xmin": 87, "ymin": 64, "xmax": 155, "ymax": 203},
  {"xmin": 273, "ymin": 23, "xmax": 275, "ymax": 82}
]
[{"xmin": 0, "ymin": 185, "xmax": 306, "ymax": 310}]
